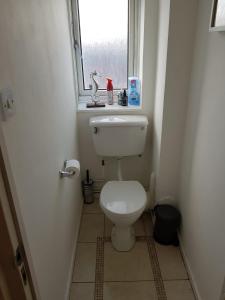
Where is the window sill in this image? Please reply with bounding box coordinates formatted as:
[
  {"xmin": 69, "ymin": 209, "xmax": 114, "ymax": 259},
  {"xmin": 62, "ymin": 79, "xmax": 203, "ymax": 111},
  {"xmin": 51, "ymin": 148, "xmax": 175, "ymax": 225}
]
[{"xmin": 77, "ymin": 102, "xmax": 142, "ymax": 113}]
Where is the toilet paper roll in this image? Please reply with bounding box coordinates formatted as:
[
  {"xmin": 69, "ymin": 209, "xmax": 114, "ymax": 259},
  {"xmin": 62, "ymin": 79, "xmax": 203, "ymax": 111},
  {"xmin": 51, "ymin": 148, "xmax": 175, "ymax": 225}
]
[{"xmin": 65, "ymin": 159, "xmax": 80, "ymax": 177}]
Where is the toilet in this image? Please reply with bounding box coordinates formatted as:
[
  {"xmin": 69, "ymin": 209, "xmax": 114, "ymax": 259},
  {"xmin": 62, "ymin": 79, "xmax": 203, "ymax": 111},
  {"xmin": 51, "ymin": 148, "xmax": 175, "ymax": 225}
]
[{"xmin": 89, "ymin": 115, "xmax": 148, "ymax": 251}]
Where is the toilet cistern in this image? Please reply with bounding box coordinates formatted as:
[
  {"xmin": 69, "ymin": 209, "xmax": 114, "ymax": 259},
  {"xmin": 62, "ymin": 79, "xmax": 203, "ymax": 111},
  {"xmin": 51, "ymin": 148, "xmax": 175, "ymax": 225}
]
[{"xmin": 89, "ymin": 115, "xmax": 148, "ymax": 251}]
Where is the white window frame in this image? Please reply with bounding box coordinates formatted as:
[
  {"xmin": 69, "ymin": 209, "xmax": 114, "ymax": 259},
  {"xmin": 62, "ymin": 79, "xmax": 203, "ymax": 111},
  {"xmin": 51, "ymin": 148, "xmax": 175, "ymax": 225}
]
[{"xmin": 70, "ymin": 0, "xmax": 140, "ymax": 99}]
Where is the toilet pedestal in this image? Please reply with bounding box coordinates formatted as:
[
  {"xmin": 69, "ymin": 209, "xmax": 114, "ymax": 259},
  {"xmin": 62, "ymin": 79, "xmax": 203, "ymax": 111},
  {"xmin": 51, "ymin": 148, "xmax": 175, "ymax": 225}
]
[{"xmin": 111, "ymin": 225, "xmax": 135, "ymax": 251}]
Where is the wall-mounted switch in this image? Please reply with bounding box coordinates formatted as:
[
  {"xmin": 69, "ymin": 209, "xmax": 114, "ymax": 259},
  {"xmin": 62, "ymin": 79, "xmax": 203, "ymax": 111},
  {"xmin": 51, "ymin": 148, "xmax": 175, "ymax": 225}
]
[{"xmin": 0, "ymin": 87, "xmax": 15, "ymax": 121}]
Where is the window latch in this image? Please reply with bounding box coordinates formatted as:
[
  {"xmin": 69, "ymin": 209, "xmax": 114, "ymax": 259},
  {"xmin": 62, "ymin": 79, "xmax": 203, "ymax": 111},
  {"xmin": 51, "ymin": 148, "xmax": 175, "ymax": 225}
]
[
  {"xmin": 74, "ymin": 39, "xmax": 79, "ymax": 49},
  {"xmin": 74, "ymin": 40, "xmax": 83, "ymax": 60}
]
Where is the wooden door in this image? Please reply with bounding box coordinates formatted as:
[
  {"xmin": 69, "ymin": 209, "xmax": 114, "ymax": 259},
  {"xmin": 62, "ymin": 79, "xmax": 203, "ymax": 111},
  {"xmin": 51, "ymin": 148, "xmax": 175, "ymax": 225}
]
[{"xmin": 0, "ymin": 156, "xmax": 33, "ymax": 300}]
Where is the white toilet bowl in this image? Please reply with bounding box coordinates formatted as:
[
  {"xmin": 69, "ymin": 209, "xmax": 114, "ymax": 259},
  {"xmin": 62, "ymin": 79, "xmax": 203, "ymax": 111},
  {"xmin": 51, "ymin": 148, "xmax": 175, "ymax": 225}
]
[{"xmin": 100, "ymin": 180, "xmax": 147, "ymax": 251}]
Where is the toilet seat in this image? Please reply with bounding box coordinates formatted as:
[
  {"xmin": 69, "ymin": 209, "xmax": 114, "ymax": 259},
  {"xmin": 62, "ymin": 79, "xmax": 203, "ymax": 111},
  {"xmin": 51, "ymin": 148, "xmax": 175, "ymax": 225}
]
[{"xmin": 100, "ymin": 181, "xmax": 146, "ymax": 215}]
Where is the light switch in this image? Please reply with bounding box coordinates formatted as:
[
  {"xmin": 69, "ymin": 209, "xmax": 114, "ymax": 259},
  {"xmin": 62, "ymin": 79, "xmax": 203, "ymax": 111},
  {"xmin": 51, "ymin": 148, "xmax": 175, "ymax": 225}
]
[{"xmin": 0, "ymin": 87, "xmax": 15, "ymax": 121}]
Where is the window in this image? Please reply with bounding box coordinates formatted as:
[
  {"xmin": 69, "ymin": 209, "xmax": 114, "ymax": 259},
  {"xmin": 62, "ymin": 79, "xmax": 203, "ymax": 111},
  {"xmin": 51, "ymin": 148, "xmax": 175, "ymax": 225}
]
[{"xmin": 71, "ymin": 0, "xmax": 138, "ymax": 97}]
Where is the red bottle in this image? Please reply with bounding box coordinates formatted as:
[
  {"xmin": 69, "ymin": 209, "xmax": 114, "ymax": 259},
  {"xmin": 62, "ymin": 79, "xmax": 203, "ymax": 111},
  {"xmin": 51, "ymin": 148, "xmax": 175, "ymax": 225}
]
[{"xmin": 106, "ymin": 78, "xmax": 113, "ymax": 105}]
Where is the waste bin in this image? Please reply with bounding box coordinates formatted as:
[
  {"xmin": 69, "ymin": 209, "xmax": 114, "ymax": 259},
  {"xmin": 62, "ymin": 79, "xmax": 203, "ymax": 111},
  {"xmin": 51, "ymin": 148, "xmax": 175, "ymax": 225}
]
[{"xmin": 153, "ymin": 204, "xmax": 181, "ymax": 246}]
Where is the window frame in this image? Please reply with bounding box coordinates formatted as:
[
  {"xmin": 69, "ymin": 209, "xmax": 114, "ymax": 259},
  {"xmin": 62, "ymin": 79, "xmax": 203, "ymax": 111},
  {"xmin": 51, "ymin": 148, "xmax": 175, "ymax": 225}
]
[{"xmin": 70, "ymin": 0, "xmax": 139, "ymax": 99}]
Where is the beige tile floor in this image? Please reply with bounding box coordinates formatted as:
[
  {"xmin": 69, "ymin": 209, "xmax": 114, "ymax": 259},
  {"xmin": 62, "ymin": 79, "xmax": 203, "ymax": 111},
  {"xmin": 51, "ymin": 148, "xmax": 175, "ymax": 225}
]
[{"xmin": 70, "ymin": 196, "xmax": 196, "ymax": 300}]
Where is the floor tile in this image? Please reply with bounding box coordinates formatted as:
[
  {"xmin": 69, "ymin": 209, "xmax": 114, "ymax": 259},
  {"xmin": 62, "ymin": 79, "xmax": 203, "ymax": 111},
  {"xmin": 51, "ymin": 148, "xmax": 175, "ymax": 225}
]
[
  {"xmin": 104, "ymin": 241, "xmax": 154, "ymax": 281},
  {"xmin": 104, "ymin": 216, "xmax": 145, "ymax": 237},
  {"xmin": 104, "ymin": 281, "xmax": 157, "ymax": 300},
  {"xmin": 143, "ymin": 213, "xmax": 153, "ymax": 236},
  {"xmin": 70, "ymin": 283, "xmax": 94, "ymax": 300},
  {"xmin": 164, "ymin": 280, "xmax": 195, "ymax": 300},
  {"xmin": 79, "ymin": 214, "xmax": 104, "ymax": 242},
  {"xmin": 72, "ymin": 243, "xmax": 96, "ymax": 282},
  {"xmin": 83, "ymin": 197, "xmax": 102, "ymax": 214},
  {"xmin": 155, "ymin": 243, "xmax": 188, "ymax": 280},
  {"xmin": 104, "ymin": 216, "xmax": 113, "ymax": 237},
  {"xmin": 134, "ymin": 217, "xmax": 145, "ymax": 236}
]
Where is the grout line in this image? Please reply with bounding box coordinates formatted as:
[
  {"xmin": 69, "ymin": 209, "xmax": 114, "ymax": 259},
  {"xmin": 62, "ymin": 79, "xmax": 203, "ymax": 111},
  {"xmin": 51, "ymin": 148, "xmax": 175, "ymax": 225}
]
[
  {"xmin": 146, "ymin": 236, "xmax": 168, "ymax": 300},
  {"xmin": 162, "ymin": 279, "xmax": 191, "ymax": 282},
  {"xmin": 67, "ymin": 210, "xmax": 83, "ymax": 299},
  {"xmin": 177, "ymin": 237, "xmax": 197, "ymax": 300},
  {"xmin": 103, "ymin": 236, "xmax": 111, "ymax": 243},
  {"xmin": 103, "ymin": 215, "xmax": 106, "ymax": 238},
  {"xmin": 141, "ymin": 213, "xmax": 147, "ymax": 236},
  {"xmin": 143, "ymin": 213, "xmax": 148, "ymax": 236},
  {"xmin": 78, "ymin": 240, "xmax": 98, "ymax": 243},
  {"xmin": 104, "ymin": 279, "xmax": 156, "ymax": 283},
  {"xmin": 94, "ymin": 237, "xmax": 104, "ymax": 300},
  {"xmin": 178, "ymin": 242, "xmax": 191, "ymax": 280},
  {"xmin": 80, "ymin": 212, "xmax": 167, "ymax": 300},
  {"xmin": 77, "ymin": 241, "xmax": 97, "ymax": 244},
  {"xmin": 82, "ymin": 212, "xmax": 103, "ymax": 215},
  {"xmin": 72, "ymin": 281, "xmax": 96, "ymax": 283},
  {"xmin": 142, "ymin": 212, "xmax": 152, "ymax": 237},
  {"xmin": 83, "ymin": 213, "xmax": 104, "ymax": 215},
  {"xmin": 93, "ymin": 212, "xmax": 166, "ymax": 300},
  {"xmin": 71, "ymin": 212, "xmax": 194, "ymax": 299},
  {"xmin": 74, "ymin": 213, "xmax": 85, "ymax": 254},
  {"xmin": 77, "ymin": 213, "xmax": 84, "ymax": 238}
]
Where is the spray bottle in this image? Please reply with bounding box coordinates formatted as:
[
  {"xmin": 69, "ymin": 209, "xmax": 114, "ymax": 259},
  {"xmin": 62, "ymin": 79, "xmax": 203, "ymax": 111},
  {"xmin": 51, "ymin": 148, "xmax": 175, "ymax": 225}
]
[{"xmin": 106, "ymin": 78, "xmax": 113, "ymax": 105}]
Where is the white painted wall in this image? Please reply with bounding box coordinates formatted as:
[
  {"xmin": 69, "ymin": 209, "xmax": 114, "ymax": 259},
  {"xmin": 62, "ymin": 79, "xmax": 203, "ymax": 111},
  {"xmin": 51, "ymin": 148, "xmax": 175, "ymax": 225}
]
[
  {"xmin": 0, "ymin": 1, "xmax": 82, "ymax": 299},
  {"xmin": 179, "ymin": 0, "xmax": 225, "ymax": 299},
  {"xmin": 152, "ymin": 0, "xmax": 170, "ymax": 202},
  {"xmin": 152, "ymin": 0, "xmax": 198, "ymax": 204},
  {"xmin": 77, "ymin": 0, "xmax": 158, "ymax": 190}
]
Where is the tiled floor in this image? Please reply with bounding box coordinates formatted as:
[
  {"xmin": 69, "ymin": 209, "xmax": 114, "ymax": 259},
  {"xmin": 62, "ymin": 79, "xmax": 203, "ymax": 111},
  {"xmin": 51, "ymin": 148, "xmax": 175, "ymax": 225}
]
[{"xmin": 70, "ymin": 196, "xmax": 196, "ymax": 300}]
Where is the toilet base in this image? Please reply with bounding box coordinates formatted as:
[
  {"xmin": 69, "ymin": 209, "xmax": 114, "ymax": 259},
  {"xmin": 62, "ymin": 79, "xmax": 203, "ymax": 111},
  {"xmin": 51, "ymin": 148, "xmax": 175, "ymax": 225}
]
[{"xmin": 111, "ymin": 225, "xmax": 135, "ymax": 251}]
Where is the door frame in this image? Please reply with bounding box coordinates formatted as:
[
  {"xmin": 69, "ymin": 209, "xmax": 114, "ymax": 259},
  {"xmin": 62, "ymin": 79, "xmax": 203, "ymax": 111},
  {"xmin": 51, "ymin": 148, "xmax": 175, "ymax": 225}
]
[
  {"xmin": 0, "ymin": 126, "xmax": 40, "ymax": 299},
  {"xmin": 0, "ymin": 175, "xmax": 28, "ymax": 299}
]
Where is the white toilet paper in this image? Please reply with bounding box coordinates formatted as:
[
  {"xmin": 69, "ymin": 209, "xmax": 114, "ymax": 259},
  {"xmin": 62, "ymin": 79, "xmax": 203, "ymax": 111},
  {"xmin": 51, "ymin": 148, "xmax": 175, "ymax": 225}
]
[{"xmin": 65, "ymin": 159, "xmax": 80, "ymax": 177}]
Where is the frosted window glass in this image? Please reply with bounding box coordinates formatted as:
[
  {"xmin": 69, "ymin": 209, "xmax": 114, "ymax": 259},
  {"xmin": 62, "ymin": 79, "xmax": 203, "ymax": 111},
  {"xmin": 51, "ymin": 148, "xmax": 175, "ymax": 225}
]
[
  {"xmin": 215, "ymin": 0, "xmax": 225, "ymax": 27},
  {"xmin": 78, "ymin": 0, "xmax": 128, "ymax": 89}
]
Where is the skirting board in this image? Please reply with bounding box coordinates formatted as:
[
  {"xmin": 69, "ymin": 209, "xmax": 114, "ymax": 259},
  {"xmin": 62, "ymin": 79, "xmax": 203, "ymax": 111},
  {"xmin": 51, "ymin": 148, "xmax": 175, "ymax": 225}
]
[
  {"xmin": 178, "ymin": 233, "xmax": 202, "ymax": 300},
  {"xmin": 64, "ymin": 201, "xmax": 83, "ymax": 300}
]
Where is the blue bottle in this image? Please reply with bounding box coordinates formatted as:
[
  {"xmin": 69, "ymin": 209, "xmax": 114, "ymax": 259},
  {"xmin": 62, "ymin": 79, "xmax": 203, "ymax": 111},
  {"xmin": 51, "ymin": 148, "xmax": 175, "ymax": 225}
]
[{"xmin": 128, "ymin": 77, "xmax": 140, "ymax": 106}]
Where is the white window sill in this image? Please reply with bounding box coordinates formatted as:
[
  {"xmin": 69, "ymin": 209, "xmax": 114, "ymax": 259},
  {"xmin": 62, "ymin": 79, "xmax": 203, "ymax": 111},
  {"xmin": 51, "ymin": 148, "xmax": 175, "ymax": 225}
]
[{"xmin": 77, "ymin": 101, "xmax": 142, "ymax": 113}]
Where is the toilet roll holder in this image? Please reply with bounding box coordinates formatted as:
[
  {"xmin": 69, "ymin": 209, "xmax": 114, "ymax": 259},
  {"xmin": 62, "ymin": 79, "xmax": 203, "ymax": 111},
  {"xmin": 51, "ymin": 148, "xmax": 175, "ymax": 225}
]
[{"xmin": 59, "ymin": 160, "xmax": 76, "ymax": 178}]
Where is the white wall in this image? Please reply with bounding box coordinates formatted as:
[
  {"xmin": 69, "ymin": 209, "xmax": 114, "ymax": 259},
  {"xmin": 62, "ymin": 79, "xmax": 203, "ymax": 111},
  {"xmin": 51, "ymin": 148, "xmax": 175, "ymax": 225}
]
[
  {"xmin": 77, "ymin": 0, "xmax": 158, "ymax": 190},
  {"xmin": 152, "ymin": 0, "xmax": 198, "ymax": 204},
  {"xmin": 152, "ymin": 0, "xmax": 170, "ymax": 202},
  {"xmin": 0, "ymin": 1, "xmax": 82, "ymax": 299},
  {"xmin": 179, "ymin": 0, "xmax": 225, "ymax": 299}
]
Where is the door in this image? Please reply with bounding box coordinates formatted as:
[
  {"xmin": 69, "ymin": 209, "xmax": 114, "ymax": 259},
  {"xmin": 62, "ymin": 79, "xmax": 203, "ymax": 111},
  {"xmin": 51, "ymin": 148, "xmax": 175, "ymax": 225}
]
[{"xmin": 0, "ymin": 149, "xmax": 34, "ymax": 300}]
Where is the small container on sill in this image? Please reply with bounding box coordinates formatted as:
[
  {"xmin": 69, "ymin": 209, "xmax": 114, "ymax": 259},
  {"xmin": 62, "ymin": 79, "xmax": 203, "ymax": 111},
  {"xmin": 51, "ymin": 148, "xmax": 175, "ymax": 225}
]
[{"xmin": 118, "ymin": 89, "xmax": 128, "ymax": 106}]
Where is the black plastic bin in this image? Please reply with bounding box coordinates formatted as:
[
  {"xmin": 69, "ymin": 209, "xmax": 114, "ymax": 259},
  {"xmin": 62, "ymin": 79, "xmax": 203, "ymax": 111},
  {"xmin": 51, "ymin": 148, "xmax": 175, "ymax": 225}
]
[{"xmin": 153, "ymin": 204, "xmax": 181, "ymax": 246}]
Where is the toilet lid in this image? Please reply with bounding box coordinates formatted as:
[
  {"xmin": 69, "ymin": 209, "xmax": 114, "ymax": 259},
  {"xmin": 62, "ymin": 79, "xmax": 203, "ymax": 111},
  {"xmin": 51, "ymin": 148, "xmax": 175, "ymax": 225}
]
[{"xmin": 100, "ymin": 181, "xmax": 147, "ymax": 215}]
